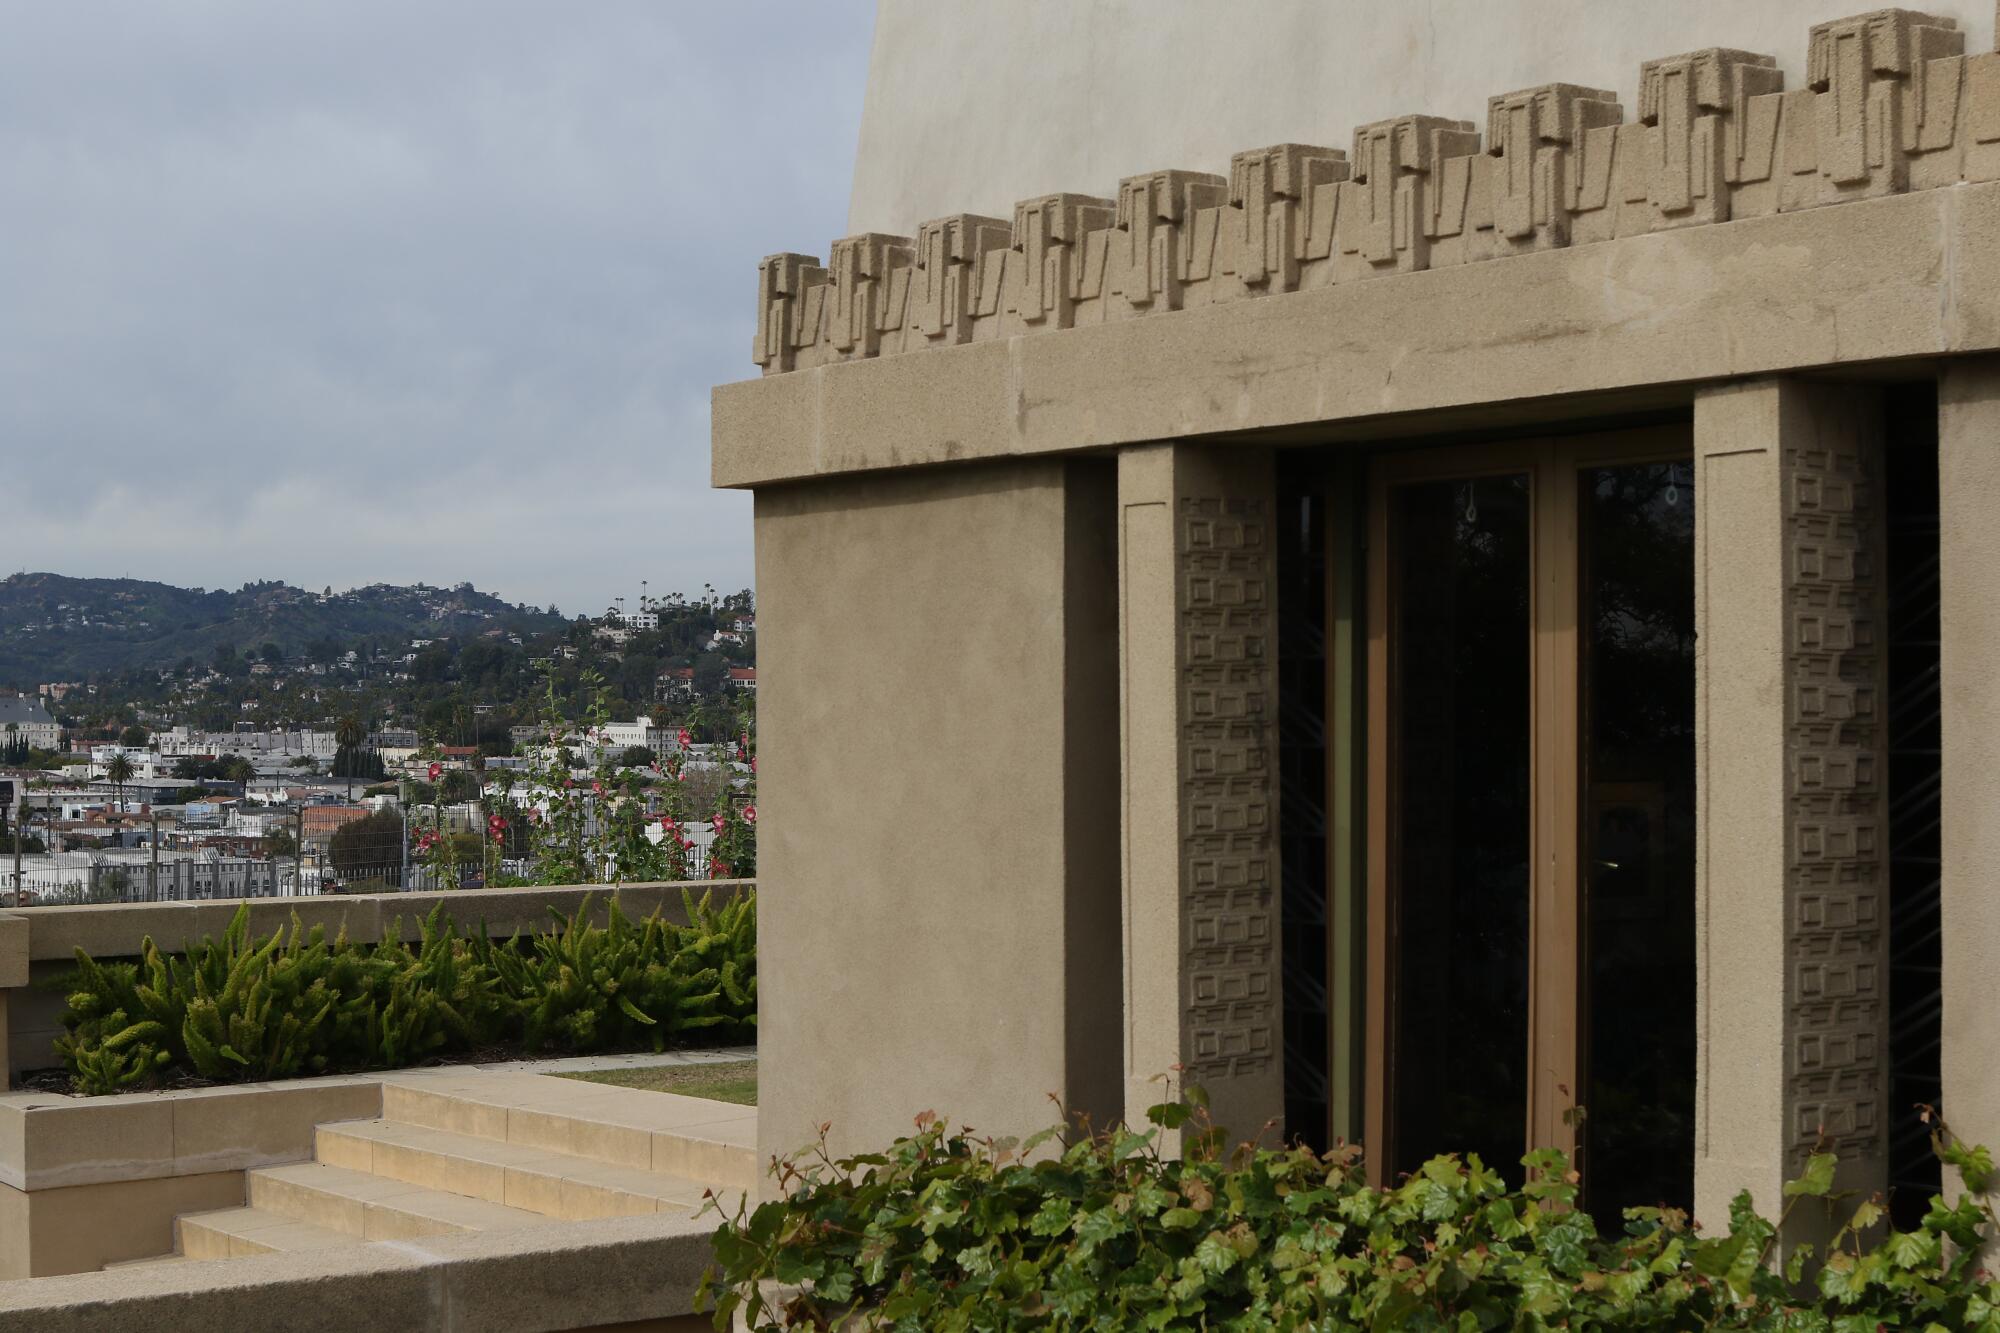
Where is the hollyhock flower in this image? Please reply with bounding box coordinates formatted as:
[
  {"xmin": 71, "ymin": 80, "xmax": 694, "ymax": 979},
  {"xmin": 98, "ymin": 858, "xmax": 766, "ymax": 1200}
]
[
  {"xmin": 748, "ymin": 756, "xmax": 757, "ymax": 774},
  {"xmin": 742, "ymin": 805, "xmax": 756, "ymax": 824},
  {"xmin": 712, "ymin": 861, "xmax": 730, "ymax": 879},
  {"xmin": 427, "ymin": 762, "xmax": 442, "ymax": 782},
  {"xmin": 677, "ymin": 729, "xmax": 691, "ymax": 748},
  {"xmin": 679, "ymin": 836, "xmax": 694, "ymax": 851},
  {"xmin": 563, "ymin": 778, "xmax": 575, "ymax": 789},
  {"xmin": 711, "ymin": 812, "xmax": 726, "ymax": 833}
]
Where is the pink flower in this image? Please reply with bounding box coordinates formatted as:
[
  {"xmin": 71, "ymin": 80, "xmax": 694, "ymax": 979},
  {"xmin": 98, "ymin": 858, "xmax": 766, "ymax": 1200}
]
[
  {"xmin": 677, "ymin": 729, "xmax": 691, "ymax": 748},
  {"xmin": 711, "ymin": 812, "xmax": 726, "ymax": 833},
  {"xmin": 712, "ymin": 861, "xmax": 730, "ymax": 879},
  {"xmin": 563, "ymin": 778, "xmax": 575, "ymax": 789},
  {"xmin": 427, "ymin": 762, "xmax": 442, "ymax": 782},
  {"xmin": 742, "ymin": 805, "xmax": 756, "ymax": 824},
  {"xmin": 591, "ymin": 781, "xmax": 606, "ymax": 798},
  {"xmin": 679, "ymin": 836, "xmax": 693, "ymax": 850}
]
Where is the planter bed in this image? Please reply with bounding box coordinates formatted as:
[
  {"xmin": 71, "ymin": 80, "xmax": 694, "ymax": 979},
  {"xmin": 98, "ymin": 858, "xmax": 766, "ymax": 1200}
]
[{"xmin": 22, "ymin": 885, "xmax": 755, "ymax": 1096}]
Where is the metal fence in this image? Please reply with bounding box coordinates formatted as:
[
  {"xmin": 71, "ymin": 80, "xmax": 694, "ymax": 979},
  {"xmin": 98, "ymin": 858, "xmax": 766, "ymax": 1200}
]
[{"xmin": 7, "ymin": 857, "xmax": 312, "ymax": 906}]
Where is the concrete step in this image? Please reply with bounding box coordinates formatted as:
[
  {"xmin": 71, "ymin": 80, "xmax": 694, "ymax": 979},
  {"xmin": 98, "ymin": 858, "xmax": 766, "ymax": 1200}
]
[
  {"xmin": 245, "ymin": 1161, "xmax": 551, "ymax": 1242},
  {"xmin": 101, "ymin": 1252, "xmax": 193, "ymax": 1270},
  {"xmin": 315, "ymin": 1118, "xmax": 736, "ymax": 1220},
  {"xmin": 175, "ymin": 1206, "xmax": 358, "ymax": 1260},
  {"xmin": 379, "ymin": 1071, "xmax": 759, "ymax": 1190}
]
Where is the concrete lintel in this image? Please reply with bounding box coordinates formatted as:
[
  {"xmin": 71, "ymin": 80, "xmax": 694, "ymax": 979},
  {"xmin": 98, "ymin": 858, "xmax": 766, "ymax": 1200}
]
[{"xmin": 716, "ymin": 182, "xmax": 2000, "ymax": 488}]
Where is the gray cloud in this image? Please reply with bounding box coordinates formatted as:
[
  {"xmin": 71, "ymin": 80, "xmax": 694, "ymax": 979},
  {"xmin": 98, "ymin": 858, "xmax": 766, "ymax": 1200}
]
[{"xmin": 0, "ymin": 0, "xmax": 872, "ymax": 614}]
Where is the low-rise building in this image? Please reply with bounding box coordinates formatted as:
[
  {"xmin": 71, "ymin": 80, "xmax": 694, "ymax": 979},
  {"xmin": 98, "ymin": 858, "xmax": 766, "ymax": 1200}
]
[{"xmin": 0, "ymin": 695, "xmax": 61, "ymax": 751}]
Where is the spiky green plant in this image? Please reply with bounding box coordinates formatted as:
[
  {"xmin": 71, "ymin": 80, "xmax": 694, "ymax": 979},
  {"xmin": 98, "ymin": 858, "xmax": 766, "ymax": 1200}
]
[{"xmin": 56, "ymin": 891, "xmax": 756, "ymax": 1094}]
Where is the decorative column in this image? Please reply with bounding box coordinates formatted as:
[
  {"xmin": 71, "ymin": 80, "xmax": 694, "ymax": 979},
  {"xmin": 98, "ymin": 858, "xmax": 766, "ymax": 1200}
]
[
  {"xmin": 1693, "ymin": 379, "xmax": 1889, "ymax": 1234},
  {"xmin": 1118, "ymin": 444, "xmax": 1283, "ymax": 1145},
  {"xmin": 1938, "ymin": 359, "xmax": 2000, "ymax": 1188}
]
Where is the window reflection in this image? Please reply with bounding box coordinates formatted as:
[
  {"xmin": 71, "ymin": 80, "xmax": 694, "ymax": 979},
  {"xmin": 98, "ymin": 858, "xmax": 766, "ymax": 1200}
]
[
  {"xmin": 1391, "ymin": 473, "xmax": 1532, "ymax": 1181},
  {"xmin": 1582, "ymin": 461, "xmax": 1696, "ymax": 1222}
]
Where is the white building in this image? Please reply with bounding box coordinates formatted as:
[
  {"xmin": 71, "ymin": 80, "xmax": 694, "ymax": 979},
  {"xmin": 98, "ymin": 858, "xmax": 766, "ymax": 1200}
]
[
  {"xmin": 157, "ymin": 726, "xmax": 338, "ymax": 760},
  {"xmin": 0, "ymin": 696, "xmax": 60, "ymax": 751},
  {"xmin": 87, "ymin": 745, "xmax": 167, "ymax": 782}
]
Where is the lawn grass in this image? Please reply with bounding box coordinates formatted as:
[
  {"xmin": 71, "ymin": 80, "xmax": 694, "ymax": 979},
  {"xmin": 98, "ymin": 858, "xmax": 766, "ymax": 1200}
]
[{"xmin": 557, "ymin": 1059, "xmax": 757, "ymax": 1106}]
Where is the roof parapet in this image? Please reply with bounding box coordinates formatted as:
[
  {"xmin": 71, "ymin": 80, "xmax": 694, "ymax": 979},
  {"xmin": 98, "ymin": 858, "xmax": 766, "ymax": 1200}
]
[{"xmin": 753, "ymin": 8, "xmax": 1984, "ymax": 376}]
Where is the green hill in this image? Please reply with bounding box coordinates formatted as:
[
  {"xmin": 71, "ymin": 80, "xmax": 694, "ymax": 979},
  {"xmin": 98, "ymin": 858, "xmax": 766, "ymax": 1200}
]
[{"xmin": 0, "ymin": 572, "xmax": 567, "ymax": 682}]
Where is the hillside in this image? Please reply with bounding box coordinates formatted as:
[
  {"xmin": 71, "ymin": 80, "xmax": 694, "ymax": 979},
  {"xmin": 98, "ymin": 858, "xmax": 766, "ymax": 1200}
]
[{"xmin": 0, "ymin": 573, "xmax": 567, "ymax": 682}]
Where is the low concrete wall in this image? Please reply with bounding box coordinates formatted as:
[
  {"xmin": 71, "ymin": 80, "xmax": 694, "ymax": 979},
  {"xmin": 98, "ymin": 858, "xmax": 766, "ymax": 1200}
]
[
  {"xmin": 0, "ymin": 879, "xmax": 753, "ymax": 1085},
  {"xmin": 0, "ymin": 1212, "xmax": 715, "ymax": 1331},
  {"xmin": 0, "ymin": 1077, "xmax": 384, "ymax": 1279}
]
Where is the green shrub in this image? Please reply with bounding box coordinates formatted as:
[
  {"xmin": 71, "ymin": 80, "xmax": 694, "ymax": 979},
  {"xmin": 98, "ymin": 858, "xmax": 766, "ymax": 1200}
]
[
  {"xmin": 55, "ymin": 889, "xmax": 755, "ymax": 1095},
  {"xmin": 471, "ymin": 881, "xmax": 755, "ymax": 1052},
  {"xmin": 701, "ymin": 1096, "xmax": 2000, "ymax": 1331}
]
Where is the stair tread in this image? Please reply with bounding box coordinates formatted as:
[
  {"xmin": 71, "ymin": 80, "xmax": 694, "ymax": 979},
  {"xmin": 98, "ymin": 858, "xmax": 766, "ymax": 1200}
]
[
  {"xmin": 320, "ymin": 1117, "xmax": 731, "ymax": 1205},
  {"xmin": 178, "ymin": 1205, "xmax": 359, "ymax": 1252},
  {"xmin": 251, "ymin": 1161, "xmax": 552, "ymax": 1232},
  {"xmin": 383, "ymin": 1071, "xmax": 758, "ymax": 1136},
  {"xmin": 103, "ymin": 1252, "xmax": 193, "ymax": 1269}
]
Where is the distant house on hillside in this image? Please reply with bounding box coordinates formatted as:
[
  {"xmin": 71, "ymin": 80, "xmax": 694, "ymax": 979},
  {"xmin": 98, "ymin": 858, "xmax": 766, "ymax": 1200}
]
[
  {"xmin": 0, "ymin": 695, "xmax": 60, "ymax": 751},
  {"xmin": 658, "ymin": 666, "xmax": 696, "ymax": 700}
]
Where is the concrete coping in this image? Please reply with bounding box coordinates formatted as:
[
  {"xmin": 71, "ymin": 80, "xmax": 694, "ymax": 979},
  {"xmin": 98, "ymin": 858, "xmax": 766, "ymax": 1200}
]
[
  {"xmin": 1, "ymin": 878, "xmax": 755, "ymax": 965},
  {"xmin": 0, "ymin": 1210, "xmax": 719, "ymax": 1330},
  {"xmin": 0, "ymin": 1074, "xmax": 386, "ymax": 1193}
]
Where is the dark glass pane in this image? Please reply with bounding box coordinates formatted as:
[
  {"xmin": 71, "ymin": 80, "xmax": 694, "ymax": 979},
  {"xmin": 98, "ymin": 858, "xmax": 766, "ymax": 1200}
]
[
  {"xmin": 1277, "ymin": 475, "xmax": 1330, "ymax": 1150},
  {"xmin": 1392, "ymin": 473, "xmax": 1531, "ymax": 1181},
  {"xmin": 1884, "ymin": 384, "xmax": 1941, "ymax": 1228},
  {"xmin": 1582, "ymin": 461, "xmax": 1696, "ymax": 1223}
]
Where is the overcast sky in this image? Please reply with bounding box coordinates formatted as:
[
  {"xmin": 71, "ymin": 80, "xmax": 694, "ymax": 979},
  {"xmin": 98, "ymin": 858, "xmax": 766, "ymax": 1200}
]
[{"xmin": 0, "ymin": 1, "xmax": 874, "ymax": 615}]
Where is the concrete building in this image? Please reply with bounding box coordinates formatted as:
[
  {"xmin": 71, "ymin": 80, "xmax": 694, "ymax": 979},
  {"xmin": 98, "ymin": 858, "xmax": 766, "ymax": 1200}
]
[{"xmin": 717, "ymin": 0, "xmax": 2000, "ymax": 1234}]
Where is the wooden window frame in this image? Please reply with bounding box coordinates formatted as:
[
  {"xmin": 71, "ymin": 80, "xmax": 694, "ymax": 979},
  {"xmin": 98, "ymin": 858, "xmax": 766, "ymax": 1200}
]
[{"xmin": 1356, "ymin": 425, "xmax": 1689, "ymax": 1186}]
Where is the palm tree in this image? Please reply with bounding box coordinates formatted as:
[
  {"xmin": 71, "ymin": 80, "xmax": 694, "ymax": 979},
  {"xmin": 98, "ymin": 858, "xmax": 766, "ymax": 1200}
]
[
  {"xmin": 105, "ymin": 752, "xmax": 135, "ymax": 820},
  {"xmin": 333, "ymin": 714, "xmax": 366, "ymax": 800}
]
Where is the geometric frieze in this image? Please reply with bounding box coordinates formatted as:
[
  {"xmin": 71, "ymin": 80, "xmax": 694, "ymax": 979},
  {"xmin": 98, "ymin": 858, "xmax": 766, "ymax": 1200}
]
[
  {"xmin": 755, "ymin": 8, "xmax": 2000, "ymax": 374},
  {"xmin": 1179, "ymin": 495, "xmax": 1281, "ymax": 1092},
  {"xmin": 1783, "ymin": 430, "xmax": 1889, "ymax": 1173}
]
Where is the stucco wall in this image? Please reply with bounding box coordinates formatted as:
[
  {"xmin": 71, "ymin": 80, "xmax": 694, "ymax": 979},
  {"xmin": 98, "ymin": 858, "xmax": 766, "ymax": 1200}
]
[
  {"xmin": 849, "ymin": 0, "xmax": 1995, "ymax": 234},
  {"xmin": 753, "ymin": 459, "xmax": 1121, "ymax": 1164}
]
